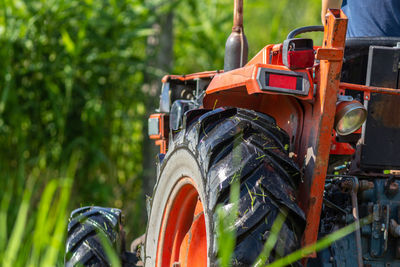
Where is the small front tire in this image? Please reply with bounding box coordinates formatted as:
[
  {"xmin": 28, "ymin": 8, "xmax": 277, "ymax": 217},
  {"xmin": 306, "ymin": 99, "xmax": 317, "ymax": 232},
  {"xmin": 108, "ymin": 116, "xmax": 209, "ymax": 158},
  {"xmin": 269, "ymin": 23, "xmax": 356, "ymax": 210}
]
[{"xmin": 65, "ymin": 206, "xmax": 124, "ymax": 266}]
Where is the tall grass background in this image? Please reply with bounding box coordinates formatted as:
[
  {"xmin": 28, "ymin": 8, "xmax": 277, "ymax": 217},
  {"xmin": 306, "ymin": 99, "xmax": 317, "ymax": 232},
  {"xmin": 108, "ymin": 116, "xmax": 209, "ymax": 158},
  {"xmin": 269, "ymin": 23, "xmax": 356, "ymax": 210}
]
[{"xmin": 0, "ymin": 0, "xmax": 322, "ymax": 265}]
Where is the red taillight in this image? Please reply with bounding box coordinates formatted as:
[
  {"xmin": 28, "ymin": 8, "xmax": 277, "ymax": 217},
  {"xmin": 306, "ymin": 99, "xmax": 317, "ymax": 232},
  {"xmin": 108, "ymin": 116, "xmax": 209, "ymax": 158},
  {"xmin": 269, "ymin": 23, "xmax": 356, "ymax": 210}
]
[
  {"xmin": 257, "ymin": 67, "xmax": 311, "ymax": 96},
  {"xmin": 282, "ymin": 38, "xmax": 315, "ymax": 70},
  {"xmin": 268, "ymin": 74, "xmax": 298, "ymax": 90},
  {"xmin": 286, "ymin": 50, "xmax": 315, "ymax": 69}
]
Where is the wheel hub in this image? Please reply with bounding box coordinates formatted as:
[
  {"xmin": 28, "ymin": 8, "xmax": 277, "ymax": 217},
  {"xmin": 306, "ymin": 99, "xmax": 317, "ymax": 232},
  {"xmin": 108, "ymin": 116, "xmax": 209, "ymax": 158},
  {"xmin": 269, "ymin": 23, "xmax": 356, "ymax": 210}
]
[{"xmin": 156, "ymin": 177, "xmax": 207, "ymax": 267}]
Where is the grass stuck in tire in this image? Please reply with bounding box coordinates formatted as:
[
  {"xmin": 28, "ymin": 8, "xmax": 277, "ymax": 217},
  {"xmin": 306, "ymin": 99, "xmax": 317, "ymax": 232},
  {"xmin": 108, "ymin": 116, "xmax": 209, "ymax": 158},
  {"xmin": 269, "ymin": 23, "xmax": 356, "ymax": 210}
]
[{"xmin": 216, "ymin": 179, "xmax": 373, "ymax": 267}]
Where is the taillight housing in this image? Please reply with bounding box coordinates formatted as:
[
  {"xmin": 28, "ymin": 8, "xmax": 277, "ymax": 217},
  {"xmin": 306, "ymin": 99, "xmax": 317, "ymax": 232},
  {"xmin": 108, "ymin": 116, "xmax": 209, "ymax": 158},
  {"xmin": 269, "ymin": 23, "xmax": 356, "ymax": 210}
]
[
  {"xmin": 148, "ymin": 113, "xmax": 169, "ymax": 139},
  {"xmin": 282, "ymin": 38, "xmax": 315, "ymax": 69},
  {"xmin": 148, "ymin": 113, "xmax": 169, "ymax": 154},
  {"xmin": 256, "ymin": 67, "xmax": 311, "ymax": 96}
]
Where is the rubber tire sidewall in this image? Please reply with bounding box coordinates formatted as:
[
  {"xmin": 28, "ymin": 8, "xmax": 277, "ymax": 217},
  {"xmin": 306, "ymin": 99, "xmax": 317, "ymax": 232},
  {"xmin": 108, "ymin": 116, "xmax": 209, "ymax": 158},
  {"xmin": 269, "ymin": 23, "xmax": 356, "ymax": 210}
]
[{"xmin": 145, "ymin": 147, "xmax": 213, "ymax": 267}]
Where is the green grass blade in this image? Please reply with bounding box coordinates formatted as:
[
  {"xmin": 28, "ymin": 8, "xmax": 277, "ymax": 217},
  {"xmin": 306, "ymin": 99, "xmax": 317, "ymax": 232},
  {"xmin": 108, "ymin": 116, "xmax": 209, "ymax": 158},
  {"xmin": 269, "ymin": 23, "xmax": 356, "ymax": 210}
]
[
  {"xmin": 98, "ymin": 231, "xmax": 122, "ymax": 267},
  {"xmin": 217, "ymin": 179, "xmax": 239, "ymax": 267},
  {"xmin": 40, "ymin": 151, "xmax": 80, "ymax": 266},
  {"xmin": 0, "ymin": 190, "xmax": 12, "ymax": 259},
  {"xmin": 40, "ymin": 178, "xmax": 72, "ymax": 266},
  {"xmin": 2, "ymin": 177, "xmax": 35, "ymax": 267},
  {"xmin": 253, "ymin": 207, "xmax": 288, "ymax": 267},
  {"xmin": 268, "ymin": 215, "xmax": 373, "ymax": 267},
  {"xmin": 29, "ymin": 179, "xmax": 58, "ymax": 265}
]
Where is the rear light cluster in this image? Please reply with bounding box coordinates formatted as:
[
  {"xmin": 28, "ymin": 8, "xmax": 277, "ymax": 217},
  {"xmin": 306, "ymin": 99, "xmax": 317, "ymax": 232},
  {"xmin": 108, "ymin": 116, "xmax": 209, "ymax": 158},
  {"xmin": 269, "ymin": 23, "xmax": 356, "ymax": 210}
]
[
  {"xmin": 148, "ymin": 113, "xmax": 169, "ymax": 154},
  {"xmin": 148, "ymin": 113, "xmax": 169, "ymax": 139},
  {"xmin": 256, "ymin": 68, "xmax": 311, "ymax": 96},
  {"xmin": 282, "ymin": 38, "xmax": 315, "ymax": 70}
]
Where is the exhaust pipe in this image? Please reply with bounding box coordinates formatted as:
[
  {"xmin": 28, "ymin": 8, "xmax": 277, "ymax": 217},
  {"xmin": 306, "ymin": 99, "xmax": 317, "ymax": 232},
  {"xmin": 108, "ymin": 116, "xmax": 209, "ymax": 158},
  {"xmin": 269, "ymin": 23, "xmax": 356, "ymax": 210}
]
[{"xmin": 223, "ymin": 0, "xmax": 248, "ymax": 72}]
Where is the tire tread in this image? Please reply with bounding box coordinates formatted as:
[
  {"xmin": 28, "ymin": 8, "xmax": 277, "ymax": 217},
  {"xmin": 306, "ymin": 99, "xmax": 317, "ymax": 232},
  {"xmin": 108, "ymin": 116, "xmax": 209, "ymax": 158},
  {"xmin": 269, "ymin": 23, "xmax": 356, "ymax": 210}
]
[
  {"xmin": 65, "ymin": 206, "xmax": 122, "ymax": 267},
  {"xmin": 174, "ymin": 107, "xmax": 305, "ymax": 265}
]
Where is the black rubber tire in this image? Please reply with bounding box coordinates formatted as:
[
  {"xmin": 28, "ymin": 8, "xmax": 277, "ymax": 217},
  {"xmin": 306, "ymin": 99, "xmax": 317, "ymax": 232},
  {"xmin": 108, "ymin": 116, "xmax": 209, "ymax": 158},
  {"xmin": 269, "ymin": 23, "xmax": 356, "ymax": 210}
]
[
  {"xmin": 65, "ymin": 206, "xmax": 123, "ymax": 267},
  {"xmin": 145, "ymin": 107, "xmax": 306, "ymax": 266}
]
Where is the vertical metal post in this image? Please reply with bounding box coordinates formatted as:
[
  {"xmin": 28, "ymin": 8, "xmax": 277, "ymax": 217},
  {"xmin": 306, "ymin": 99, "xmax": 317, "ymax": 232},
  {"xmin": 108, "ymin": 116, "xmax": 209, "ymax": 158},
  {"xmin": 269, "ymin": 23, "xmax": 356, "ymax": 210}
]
[
  {"xmin": 298, "ymin": 9, "xmax": 348, "ymax": 259},
  {"xmin": 233, "ymin": 0, "xmax": 244, "ymax": 29}
]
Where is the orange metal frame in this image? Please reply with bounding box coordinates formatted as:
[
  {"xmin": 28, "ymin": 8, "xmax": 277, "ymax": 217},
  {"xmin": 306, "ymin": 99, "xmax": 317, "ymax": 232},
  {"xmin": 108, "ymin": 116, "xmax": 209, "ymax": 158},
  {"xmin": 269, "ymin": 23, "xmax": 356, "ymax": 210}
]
[{"xmin": 297, "ymin": 9, "xmax": 348, "ymax": 254}]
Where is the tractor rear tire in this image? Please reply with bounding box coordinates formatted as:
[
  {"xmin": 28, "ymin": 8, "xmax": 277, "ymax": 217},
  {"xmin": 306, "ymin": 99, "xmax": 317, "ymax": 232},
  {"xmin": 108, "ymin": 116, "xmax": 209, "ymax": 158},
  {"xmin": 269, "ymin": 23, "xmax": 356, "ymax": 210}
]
[
  {"xmin": 145, "ymin": 107, "xmax": 305, "ymax": 266},
  {"xmin": 65, "ymin": 206, "xmax": 124, "ymax": 266}
]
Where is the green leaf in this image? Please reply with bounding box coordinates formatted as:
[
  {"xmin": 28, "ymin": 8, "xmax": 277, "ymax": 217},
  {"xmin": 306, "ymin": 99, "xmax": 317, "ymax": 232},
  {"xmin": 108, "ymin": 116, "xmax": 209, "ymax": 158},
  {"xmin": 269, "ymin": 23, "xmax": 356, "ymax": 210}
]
[{"xmin": 61, "ymin": 29, "xmax": 75, "ymax": 55}]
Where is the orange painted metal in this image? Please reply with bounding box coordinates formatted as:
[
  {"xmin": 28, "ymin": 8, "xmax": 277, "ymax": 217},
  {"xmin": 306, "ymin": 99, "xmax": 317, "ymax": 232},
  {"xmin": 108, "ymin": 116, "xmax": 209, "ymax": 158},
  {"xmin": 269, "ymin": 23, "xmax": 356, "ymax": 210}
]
[
  {"xmin": 297, "ymin": 9, "xmax": 348, "ymax": 258},
  {"xmin": 156, "ymin": 178, "xmax": 207, "ymax": 267},
  {"xmin": 247, "ymin": 44, "xmax": 273, "ymax": 65},
  {"xmin": 149, "ymin": 113, "xmax": 169, "ymax": 154},
  {"xmin": 340, "ymin": 82, "xmax": 400, "ymax": 96},
  {"xmin": 330, "ymin": 132, "xmax": 356, "ymax": 155},
  {"xmin": 316, "ymin": 47, "xmax": 344, "ymax": 61},
  {"xmin": 205, "ymin": 63, "xmax": 314, "ymax": 100},
  {"xmin": 162, "ymin": 70, "xmax": 220, "ymax": 83},
  {"xmin": 247, "ymin": 44, "xmax": 284, "ymax": 65},
  {"xmin": 154, "ymin": 140, "xmax": 168, "ymax": 155},
  {"xmin": 179, "ymin": 199, "xmax": 207, "ymax": 267}
]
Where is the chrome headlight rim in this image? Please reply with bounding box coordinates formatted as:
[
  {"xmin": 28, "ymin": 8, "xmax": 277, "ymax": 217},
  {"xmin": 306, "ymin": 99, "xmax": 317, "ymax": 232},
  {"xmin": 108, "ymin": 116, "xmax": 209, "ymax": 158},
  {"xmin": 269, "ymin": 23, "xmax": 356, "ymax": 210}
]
[{"xmin": 335, "ymin": 101, "xmax": 367, "ymax": 136}]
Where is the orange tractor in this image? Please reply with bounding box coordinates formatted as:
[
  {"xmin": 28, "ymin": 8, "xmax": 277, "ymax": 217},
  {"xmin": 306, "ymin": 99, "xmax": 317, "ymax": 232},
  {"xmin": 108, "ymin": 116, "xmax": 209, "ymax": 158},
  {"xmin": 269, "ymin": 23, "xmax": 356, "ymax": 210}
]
[{"xmin": 65, "ymin": 1, "xmax": 400, "ymax": 266}]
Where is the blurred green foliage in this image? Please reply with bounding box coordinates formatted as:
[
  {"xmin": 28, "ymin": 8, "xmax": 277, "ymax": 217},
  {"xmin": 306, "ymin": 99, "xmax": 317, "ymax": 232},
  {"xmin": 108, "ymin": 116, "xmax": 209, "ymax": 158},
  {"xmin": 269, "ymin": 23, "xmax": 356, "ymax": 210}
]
[
  {"xmin": 0, "ymin": 0, "xmax": 156, "ymax": 234},
  {"xmin": 0, "ymin": 0, "xmax": 321, "ymax": 264},
  {"xmin": 173, "ymin": 0, "xmax": 322, "ymax": 73}
]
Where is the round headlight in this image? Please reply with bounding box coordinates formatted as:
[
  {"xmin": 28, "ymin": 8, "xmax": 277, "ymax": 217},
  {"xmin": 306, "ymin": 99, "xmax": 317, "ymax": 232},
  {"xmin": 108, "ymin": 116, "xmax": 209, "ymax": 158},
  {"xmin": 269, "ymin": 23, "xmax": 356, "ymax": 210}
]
[{"xmin": 335, "ymin": 100, "xmax": 367, "ymax": 136}]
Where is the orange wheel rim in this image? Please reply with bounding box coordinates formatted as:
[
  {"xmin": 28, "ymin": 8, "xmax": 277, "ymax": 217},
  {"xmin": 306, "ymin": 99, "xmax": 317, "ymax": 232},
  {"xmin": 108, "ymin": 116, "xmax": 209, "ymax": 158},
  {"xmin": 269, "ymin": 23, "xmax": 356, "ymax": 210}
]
[{"xmin": 156, "ymin": 177, "xmax": 207, "ymax": 267}]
